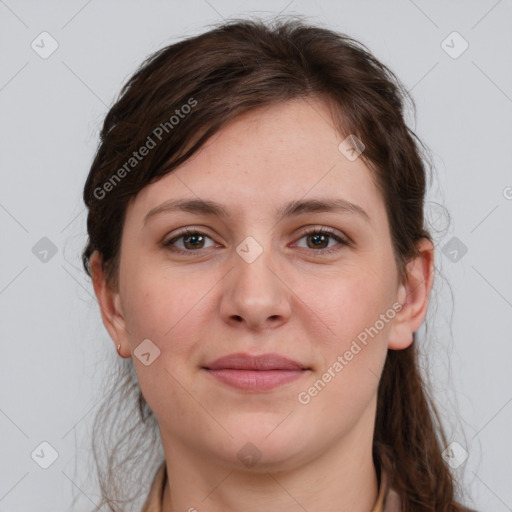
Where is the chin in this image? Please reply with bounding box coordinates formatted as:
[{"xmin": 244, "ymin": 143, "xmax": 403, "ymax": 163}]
[{"xmin": 216, "ymin": 420, "xmax": 310, "ymax": 471}]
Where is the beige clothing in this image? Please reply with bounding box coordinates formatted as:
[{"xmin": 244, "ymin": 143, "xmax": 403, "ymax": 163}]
[{"xmin": 141, "ymin": 460, "xmax": 402, "ymax": 511}]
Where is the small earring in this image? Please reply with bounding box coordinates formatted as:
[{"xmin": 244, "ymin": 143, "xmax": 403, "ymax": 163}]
[{"xmin": 117, "ymin": 344, "xmax": 122, "ymax": 356}]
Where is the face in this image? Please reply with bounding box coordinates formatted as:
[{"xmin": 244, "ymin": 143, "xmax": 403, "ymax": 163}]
[{"xmin": 97, "ymin": 97, "xmax": 416, "ymax": 472}]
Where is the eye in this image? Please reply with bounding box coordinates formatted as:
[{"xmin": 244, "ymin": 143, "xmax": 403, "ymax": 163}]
[
  {"xmin": 163, "ymin": 226, "xmax": 350, "ymax": 256},
  {"xmin": 292, "ymin": 226, "xmax": 350, "ymax": 255},
  {"xmin": 163, "ymin": 228, "xmax": 217, "ymax": 254}
]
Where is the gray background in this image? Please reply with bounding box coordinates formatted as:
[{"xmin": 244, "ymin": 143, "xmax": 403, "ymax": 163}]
[{"xmin": 1, "ymin": 0, "xmax": 511, "ymax": 510}]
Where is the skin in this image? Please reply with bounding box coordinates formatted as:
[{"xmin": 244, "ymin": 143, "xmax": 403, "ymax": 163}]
[{"xmin": 91, "ymin": 97, "xmax": 434, "ymax": 512}]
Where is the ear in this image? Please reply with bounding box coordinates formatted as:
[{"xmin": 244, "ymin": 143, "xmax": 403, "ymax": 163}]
[
  {"xmin": 89, "ymin": 251, "xmax": 130, "ymax": 357},
  {"xmin": 388, "ymin": 238, "xmax": 435, "ymax": 350}
]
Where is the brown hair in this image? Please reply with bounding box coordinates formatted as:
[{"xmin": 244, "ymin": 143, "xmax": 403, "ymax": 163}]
[{"xmin": 82, "ymin": 16, "xmax": 473, "ymax": 512}]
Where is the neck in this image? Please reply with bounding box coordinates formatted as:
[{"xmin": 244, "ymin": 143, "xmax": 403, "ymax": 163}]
[{"xmin": 160, "ymin": 400, "xmax": 380, "ymax": 512}]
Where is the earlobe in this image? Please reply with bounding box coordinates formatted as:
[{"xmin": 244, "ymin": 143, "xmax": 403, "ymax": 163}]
[
  {"xmin": 89, "ymin": 251, "xmax": 129, "ymax": 353},
  {"xmin": 388, "ymin": 238, "xmax": 435, "ymax": 350}
]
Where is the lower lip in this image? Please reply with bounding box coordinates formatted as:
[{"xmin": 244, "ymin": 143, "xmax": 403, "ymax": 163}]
[{"xmin": 204, "ymin": 369, "xmax": 306, "ymax": 391}]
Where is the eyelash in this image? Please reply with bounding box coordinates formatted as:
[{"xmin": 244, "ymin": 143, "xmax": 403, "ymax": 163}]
[{"xmin": 162, "ymin": 226, "xmax": 351, "ymax": 257}]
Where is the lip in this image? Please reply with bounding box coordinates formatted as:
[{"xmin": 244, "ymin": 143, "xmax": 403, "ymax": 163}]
[
  {"xmin": 204, "ymin": 352, "xmax": 307, "ymax": 371},
  {"xmin": 202, "ymin": 352, "xmax": 309, "ymax": 391}
]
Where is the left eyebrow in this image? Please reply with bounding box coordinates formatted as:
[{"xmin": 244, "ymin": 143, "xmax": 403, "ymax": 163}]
[{"xmin": 143, "ymin": 197, "xmax": 372, "ymax": 226}]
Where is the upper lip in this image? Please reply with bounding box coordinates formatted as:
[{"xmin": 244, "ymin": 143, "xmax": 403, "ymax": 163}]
[{"xmin": 203, "ymin": 352, "xmax": 308, "ymax": 371}]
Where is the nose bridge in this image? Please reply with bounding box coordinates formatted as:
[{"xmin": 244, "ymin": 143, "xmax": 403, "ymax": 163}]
[
  {"xmin": 220, "ymin": 233, "xmax": 291, "ymax": 328},
  {"xmin": 233, "ymin": 234, "xmax": 279, "ymax": 299}
]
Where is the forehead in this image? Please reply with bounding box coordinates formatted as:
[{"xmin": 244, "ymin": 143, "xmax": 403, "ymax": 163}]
[{"xmin": 127, "ymin": 98, "xmax": 386, "ymax": 226}]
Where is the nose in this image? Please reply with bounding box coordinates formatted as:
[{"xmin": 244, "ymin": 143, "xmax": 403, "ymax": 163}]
[{"xmin": 219, "ymin": 242, "xmax": 292, "ymax": 332}]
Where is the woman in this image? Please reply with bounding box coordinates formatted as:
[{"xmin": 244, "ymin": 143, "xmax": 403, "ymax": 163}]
[{"xmin": 82, "ymin": 17, "xmax": 477, "ymax": 512}]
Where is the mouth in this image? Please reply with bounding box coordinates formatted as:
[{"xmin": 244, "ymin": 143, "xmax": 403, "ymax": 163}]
[{"xmin": 202, "ymin": 352, "xmax": 310, "ymax": 391}]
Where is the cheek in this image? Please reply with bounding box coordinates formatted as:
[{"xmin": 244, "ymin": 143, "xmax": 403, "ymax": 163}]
[
  {"xmin": 301, "ymin": 265, "xmax": 395, "ymax": 348},
  {"xmin": 296, "ymin": 274, "xmax": 392, "ymax": 433},
  {"xmin": 294, "ymin": 268, "xmax": 393, "ymax": 411},
  {"xmin": 121, "ymin": 268, "xmax": 206, "ymax": 341},
  {"xmin": 121, "ymin": 273, "xmax": 210, "ymax": 425}
]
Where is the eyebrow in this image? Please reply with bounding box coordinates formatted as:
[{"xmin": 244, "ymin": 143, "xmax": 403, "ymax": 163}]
[{"xmin": 143, "ymin": 197, "xmax": 371, "ymax": 226}]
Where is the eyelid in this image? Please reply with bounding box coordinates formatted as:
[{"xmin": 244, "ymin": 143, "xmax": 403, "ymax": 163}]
[
  {"xmin": 163, "ymin": 227, "xmax": 218, "ymax": 248},
  {"xmin": 293, "ymin": 225, "xmax": 351, "ymax": 245},
  {"xmin": 163, "ymin": 225, "xmax": 351, "ymax": 255},
  {"xmin": 289, "ymin": 226, "xmax": 351, "ymax": 256}
]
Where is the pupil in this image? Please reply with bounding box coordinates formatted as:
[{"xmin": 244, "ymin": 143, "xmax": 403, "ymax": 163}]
[
  {"xmin": 185, "ymin": 234, "xmax": 203, "ymax": 249},
  {"xmin": 310, "ymin": 233, "xmax": 327, "ymax": 248}
]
